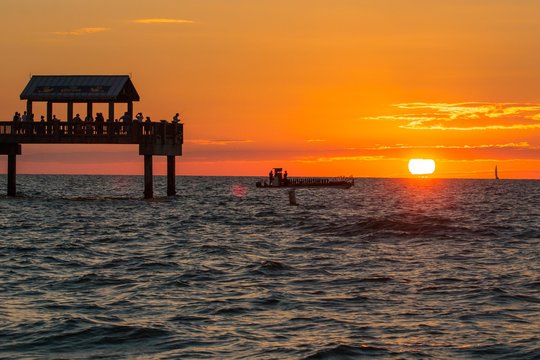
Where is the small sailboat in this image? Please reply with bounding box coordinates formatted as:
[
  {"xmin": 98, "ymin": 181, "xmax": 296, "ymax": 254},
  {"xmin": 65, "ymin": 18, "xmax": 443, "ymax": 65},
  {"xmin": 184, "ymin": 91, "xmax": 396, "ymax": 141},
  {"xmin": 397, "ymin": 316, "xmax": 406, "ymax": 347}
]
[{"xmin": 495, "ymin": 165, "xmax": 500, "ymax": 180}]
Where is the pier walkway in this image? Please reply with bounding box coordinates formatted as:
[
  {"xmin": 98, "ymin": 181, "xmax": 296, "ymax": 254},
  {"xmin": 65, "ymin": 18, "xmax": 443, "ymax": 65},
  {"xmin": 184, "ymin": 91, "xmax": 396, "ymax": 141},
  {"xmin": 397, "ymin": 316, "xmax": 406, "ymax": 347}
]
[{"xmin": 0, "ymin": 75, "xmax": 183, "ymax": 198}]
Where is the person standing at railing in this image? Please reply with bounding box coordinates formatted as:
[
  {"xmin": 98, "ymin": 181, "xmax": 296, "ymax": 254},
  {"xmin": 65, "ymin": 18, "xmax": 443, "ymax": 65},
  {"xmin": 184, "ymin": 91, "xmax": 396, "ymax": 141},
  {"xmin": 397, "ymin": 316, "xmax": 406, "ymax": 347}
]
[
  {"xmin": 73, "ymin": 114, "xmax": 83, "ymax": 135},
  {"xmin": 12, "ymin": 112, "xmax": 20, "ymax": 134},
  {"xmin": 119, "ymin": 112, "xmax": 132, "ymax": 135},
  {"xmin": 24, "ymin": 113, "xmax": 34, "ymax": 135},
  {"xmin": 144, "ymin": 116, "xmax": 152, "ymax": 135},
  {"xmin": 172, "ymin": 113, "xmax": 182, "ymax": 140},
  {"xmin": 95, "ymin": 113, "xmax": 104, "ymax": 135},
  {"xmin": 85, "ymin": 114, "xmax": 94, "ymax": 135},
  {"xmin": 38, "ymin": 116, "xmax": 46, "ymax": 135}
]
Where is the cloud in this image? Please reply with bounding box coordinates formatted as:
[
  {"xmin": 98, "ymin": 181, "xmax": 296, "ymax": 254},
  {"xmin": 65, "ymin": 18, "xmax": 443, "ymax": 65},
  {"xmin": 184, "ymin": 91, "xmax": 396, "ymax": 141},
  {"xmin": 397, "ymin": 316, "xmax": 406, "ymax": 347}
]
[
  {"xmin": 367, "ymin": 102, "xmax": 540, "ymax": 131},
  {"xmin": 402, "ymin": 123, "xmax": 540, "ymax": 131},
  {"xmin": 368, "ymin": 142, "xmax": 534, "ymax": 150},
  {"xmin": 53, "ymin": 27, "xmax": 110, "ymax": 36},
  {"xmin": 298, "ymin": 155, "xmax": 389, "ymax": 163},
  {"xmin": 187, "ymin": 139, "xmax": 254, "ymax": 146},
  {"xmin": 306, "ymin": 139, "xmax": 327, "ymax": 143},
  {"xmin": 133, "ymin": 18, "xmax": 195, "ymax": 25}
]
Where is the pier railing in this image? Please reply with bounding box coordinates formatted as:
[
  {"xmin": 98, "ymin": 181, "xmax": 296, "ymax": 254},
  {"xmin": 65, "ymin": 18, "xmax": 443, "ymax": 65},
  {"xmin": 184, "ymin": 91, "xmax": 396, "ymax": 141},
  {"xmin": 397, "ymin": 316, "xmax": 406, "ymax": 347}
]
[{"xmin": 0, "ymin": 120, "xmax": 183, "ymax": 145}]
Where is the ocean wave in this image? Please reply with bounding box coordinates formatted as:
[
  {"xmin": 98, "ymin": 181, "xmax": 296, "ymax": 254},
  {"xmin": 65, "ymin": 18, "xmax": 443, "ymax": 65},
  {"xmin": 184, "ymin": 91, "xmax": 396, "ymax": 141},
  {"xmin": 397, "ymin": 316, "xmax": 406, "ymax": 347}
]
[
  {"xmin": 298, "ymin": 212, "xmax": 466, "ymax": 239},
  {"xmin": 303, "ymin": 343, "xmax": 409, "ymax": 359},
  {"xmin": 1, "ymin": 176, "xmax": 539, "ymax": 358}
]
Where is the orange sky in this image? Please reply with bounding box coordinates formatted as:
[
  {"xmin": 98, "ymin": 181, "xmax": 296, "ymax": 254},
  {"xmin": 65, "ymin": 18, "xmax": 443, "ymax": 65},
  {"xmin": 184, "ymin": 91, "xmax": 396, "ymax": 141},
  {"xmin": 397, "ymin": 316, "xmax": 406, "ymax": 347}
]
[{"xmin": 1, "ymin": 0, "xmax": 540, "ymax": 178}]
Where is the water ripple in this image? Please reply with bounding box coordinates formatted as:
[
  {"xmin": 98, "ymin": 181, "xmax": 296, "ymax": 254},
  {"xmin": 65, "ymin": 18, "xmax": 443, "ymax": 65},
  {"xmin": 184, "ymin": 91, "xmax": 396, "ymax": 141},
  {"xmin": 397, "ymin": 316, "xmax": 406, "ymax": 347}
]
[{"xmin": 0, "ymin": 176, "xmax": 538, "ymax": 358}]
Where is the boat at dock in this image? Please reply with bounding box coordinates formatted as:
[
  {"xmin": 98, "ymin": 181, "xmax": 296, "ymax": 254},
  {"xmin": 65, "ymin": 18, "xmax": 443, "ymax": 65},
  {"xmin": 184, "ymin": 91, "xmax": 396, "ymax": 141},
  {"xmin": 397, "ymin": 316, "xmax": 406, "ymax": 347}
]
[{"xmin": 256, "ymin": 168, "xmax": 354, "ymax": 189}]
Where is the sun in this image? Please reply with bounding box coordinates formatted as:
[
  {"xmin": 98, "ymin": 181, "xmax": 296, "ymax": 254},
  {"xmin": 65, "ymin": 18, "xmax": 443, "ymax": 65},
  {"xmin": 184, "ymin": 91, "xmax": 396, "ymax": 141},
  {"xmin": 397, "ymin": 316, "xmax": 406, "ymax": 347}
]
[{"xmin": 408, "ymin": 158, "xmax": 436, "ymax": 175}]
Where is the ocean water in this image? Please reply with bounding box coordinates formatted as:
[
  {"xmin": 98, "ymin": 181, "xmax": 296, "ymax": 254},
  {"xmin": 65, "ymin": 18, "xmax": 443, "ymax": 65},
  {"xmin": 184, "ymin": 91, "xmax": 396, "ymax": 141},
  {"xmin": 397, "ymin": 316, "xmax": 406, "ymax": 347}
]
[{"xmin": 0, "ymin": 175, "xmax": 539, "ymax": 359}]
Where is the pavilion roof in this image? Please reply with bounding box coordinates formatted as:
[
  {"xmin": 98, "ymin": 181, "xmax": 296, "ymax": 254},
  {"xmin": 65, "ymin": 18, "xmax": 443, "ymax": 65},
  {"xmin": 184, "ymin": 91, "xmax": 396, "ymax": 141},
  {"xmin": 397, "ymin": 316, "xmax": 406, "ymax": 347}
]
[{"xmin": 20, "ymin": 75, "xmax": 140, "ymax": 102}]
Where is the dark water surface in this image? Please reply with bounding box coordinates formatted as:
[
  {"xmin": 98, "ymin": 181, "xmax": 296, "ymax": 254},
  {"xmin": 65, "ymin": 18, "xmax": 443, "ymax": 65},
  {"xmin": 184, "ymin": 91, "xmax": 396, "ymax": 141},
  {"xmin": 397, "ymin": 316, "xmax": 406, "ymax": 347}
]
[{"xmin": 0, "ymin": 175, "xmax": 539, "ymax": 359}]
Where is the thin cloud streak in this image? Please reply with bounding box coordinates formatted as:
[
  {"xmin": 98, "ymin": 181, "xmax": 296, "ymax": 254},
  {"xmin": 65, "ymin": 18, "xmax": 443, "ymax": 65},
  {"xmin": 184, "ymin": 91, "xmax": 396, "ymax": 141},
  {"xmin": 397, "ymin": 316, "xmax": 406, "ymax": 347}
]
[
  {"xmin": 367, "ymin": 102, "xmax": 540, "ymax": 131},
  {"xmin": 187, "ymin": 139, "xmax": 254, "ymax": 146},
  {"xmin": 400, "ymin": 124, "xmax": 540, "ymax": 131},
  {"xmin": 53, "ymin": 27, "xmax": 110, "ymax": 36},
  {"xmin": 298, "ymin": 156, "xmax": 390, "ymax": 163},
  {"xmin": 368, "ymin": 142, "xmax": 534, "ymax": 150},
  {"xmin": 133, "ymin": 18, "xmax": 196, "ymax": 24}
]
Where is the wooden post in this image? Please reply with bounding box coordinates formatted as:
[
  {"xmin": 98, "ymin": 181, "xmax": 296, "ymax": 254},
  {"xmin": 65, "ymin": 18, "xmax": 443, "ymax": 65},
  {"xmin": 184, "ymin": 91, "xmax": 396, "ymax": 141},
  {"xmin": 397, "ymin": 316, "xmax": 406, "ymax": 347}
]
[
  {"xmin": 7, "ymin": 153, "xmax": 16, "ymax": 196},
  {"xmin": 67, "ymin": 102, "xmax": 73, "ymax": 121},
  {"xmin": 144, "ymin": 155, "xmax": 153, "ymax": 199},
  {"xmin": 26, "ymin": 101, "xmax": 33, "ymax": 120},
  {"xmin": 47, "ymin": 101, "xmax": 53, "ymax": 121},
  {"xmin": 167, "ymin": 155, "xmax": 176, "ymax": 196},
  {"xmin": 87, "ymin": 102, "xmax": 93, "ymax": 120},
  {"xmin": 108, "ymin": 102, "xmax": 115, "ymax": 122},
  {"xmin": 127, "ymin": 102, "xmax": 133, "ymax": 120}
]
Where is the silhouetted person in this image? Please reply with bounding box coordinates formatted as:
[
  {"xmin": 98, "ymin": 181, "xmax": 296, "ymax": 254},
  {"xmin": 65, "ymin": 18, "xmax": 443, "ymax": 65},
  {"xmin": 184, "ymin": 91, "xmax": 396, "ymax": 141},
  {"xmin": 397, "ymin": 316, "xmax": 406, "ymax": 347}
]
[
  {"xmin": 73, "ymin": 113, "xmax": 82, "ymax": 134},
  {"xmin": 95, "ymin": 113, "xmax": 104, "ymax": 135},
  {"xmin": 269, "ymin": 170, "xmax": 274, "ymax": 185},
  {"xmin": 85, "ymin": 114, "xmax": 94, "ymax": 135},
  {"xmin": 144, "ymin": 116, "xmax": 152, "ymax": 135},
  {"xmin": 172, "ymin": 113, "xmax": 180, "ymax": 123},
  {"xmin": 119, "ymin": 112, "xmax": 132, "ymax": 134},
  {"xmin": 12, "ymin": 112, "xmax": 20, "ymax": 133}
]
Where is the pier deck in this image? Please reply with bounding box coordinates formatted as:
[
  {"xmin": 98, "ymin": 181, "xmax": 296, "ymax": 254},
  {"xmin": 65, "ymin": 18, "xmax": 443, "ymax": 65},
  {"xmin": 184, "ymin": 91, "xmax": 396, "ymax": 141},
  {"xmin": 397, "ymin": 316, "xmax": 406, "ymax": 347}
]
[
  {"xmin": 0, "ymin": 121, "xmax": 183, "ymax": 198},
  {"xmin": 0, "ymin": 74, "xmax": 183, "ymax": 198}
]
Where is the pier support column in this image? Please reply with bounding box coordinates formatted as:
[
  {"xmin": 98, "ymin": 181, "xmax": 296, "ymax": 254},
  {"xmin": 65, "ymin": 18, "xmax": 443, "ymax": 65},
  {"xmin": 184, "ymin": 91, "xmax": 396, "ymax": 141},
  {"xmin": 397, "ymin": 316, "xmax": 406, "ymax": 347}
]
[
  {"xmin": 1, "ymin": 144, "xmax": 21, "ymax": 197},
  {"xmin": 167, "ymin": 155, "xmax": 176, "ymax": 196},
  {"xmin": 7, "ymin": 153, "xmax": 16, "ymax": 197},
  {"xmin": 144, "ymin": 155, "xmax": 153, "ymax": 199}
]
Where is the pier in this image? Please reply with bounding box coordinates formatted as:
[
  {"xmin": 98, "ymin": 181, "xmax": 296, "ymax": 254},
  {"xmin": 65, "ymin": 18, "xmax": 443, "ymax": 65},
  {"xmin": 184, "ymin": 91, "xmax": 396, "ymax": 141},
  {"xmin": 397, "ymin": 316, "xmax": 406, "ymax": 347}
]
[{"xmin": 0, "ymin": 75, "xmax": 183, "ymax": 198}]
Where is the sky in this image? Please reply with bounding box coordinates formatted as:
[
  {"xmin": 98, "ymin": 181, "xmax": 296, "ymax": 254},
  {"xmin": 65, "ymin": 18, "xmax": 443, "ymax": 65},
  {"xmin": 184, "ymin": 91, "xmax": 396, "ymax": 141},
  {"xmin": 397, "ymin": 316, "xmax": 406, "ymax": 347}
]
[{"xmin": 1, "ymin": 0, "xmax": 540, "ymax": 178}]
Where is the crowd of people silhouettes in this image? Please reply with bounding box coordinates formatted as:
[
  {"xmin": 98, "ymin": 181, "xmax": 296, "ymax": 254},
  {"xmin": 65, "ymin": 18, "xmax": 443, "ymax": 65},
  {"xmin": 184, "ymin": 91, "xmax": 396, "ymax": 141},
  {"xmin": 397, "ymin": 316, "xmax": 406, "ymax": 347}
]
[{"xmin": 9, "ymin": 111, "xmax": 182, "ymax": 137}]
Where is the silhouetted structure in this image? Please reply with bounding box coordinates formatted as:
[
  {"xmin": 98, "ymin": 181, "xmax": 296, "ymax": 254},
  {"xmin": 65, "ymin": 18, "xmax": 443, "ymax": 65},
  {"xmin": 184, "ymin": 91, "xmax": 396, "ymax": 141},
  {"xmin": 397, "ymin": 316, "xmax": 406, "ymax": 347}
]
[{"xmin": 0, "ymin": 75, "xmax": 183, "ymax": 198}]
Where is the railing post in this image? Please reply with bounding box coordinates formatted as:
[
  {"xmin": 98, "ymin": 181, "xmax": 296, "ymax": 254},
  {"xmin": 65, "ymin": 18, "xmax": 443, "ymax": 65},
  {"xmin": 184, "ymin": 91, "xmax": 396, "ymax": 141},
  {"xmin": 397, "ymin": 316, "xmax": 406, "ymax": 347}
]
[{"xmin": 54, "ymin": 121, "xmax": 60, "ymax": 141}]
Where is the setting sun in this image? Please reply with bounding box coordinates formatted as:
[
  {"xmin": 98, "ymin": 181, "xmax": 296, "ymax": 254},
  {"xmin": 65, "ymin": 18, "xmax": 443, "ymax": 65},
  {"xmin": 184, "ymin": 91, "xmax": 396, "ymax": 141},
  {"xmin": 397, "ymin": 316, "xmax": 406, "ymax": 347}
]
[{"xmin": 408, "ymin": 159, "xmax": 436, "ymax": 175}]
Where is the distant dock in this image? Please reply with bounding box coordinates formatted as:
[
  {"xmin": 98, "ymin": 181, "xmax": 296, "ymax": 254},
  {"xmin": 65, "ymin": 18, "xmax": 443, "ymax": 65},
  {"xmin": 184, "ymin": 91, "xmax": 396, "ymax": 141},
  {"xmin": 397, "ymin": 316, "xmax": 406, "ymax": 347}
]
[{"xmin": 0, "ymin": 75, "xmax": 183, "ymax": 198}]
